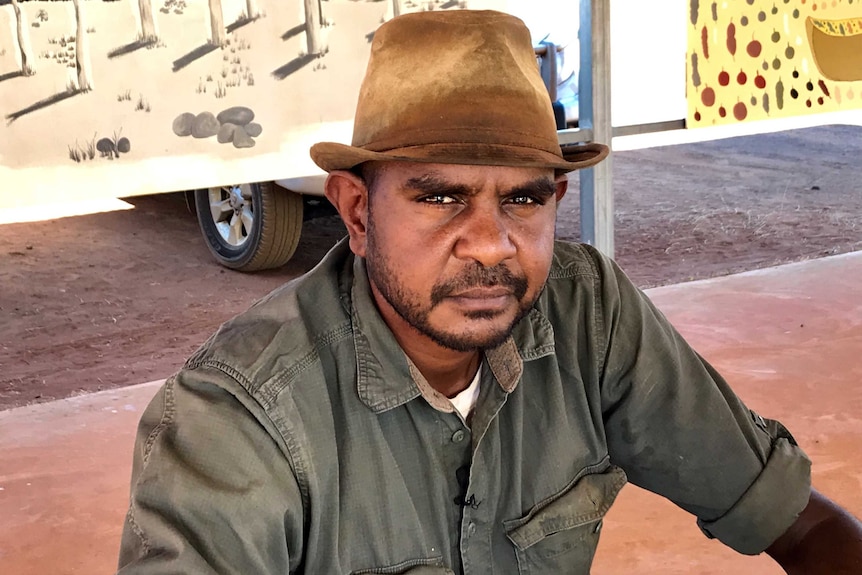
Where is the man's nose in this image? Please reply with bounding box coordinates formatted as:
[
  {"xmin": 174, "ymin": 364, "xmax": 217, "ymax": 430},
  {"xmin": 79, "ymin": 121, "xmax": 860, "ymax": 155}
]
[{"xmin": 453, "ymin": 207, "xmax": 517, "ymax": 267}]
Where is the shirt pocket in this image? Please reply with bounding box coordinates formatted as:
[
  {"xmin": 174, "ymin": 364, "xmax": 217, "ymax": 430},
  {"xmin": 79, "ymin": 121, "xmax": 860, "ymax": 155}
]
[
  {"xmin": 350, "ymin": 558, "xmax": 454, "ymax": 574},
  {"xmin": 503, "ymin": 464, "xmax": 627, "ymax": 575}
]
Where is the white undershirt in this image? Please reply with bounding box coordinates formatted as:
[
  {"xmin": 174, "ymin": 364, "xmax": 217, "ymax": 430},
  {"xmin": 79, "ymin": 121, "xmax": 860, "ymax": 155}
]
[{"xmin": 449, "ymin": 365, "xmax": 482, "ymax": 420}]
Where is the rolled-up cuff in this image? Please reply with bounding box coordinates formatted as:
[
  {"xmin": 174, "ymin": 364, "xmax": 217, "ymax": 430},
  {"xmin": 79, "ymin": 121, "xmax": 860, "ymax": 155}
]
[{"xmin": 697, "ymin": 437, "xmax": 812, "ymax": 555}]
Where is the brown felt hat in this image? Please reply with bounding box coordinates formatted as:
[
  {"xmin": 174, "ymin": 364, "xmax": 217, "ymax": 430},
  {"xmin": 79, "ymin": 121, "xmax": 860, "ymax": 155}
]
[{"xmin": 310, "ymin": 10, "xmax": 608, "ymax": 174}]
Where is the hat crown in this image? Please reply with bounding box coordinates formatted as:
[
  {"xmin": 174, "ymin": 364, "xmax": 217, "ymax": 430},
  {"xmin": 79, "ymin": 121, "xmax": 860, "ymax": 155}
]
[{"xmin": 352, "ymin": 10, "xmax": 561, "ymax": 156}]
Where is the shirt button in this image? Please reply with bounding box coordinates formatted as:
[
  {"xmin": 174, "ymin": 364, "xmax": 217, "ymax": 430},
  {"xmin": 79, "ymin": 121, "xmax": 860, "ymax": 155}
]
[
  {"xmin": 467, "ymin": 522, "xmax": 476, "ymax": 535},
  {"xmin": 452, "ymin": 430, "xmax": 466, "ymax": 443}
]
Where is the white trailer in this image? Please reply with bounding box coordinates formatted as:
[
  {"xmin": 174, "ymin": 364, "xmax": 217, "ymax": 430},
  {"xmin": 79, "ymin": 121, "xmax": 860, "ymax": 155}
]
[{"xmin": 0, "ymin": 0, "xmax": 588, "ymax": 269}]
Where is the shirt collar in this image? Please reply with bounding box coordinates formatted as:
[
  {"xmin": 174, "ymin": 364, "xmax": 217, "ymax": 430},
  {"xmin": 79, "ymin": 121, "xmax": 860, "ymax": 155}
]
[{"xmin": 347, "ymin": 255, "xmax": 554, "ymax": 414}]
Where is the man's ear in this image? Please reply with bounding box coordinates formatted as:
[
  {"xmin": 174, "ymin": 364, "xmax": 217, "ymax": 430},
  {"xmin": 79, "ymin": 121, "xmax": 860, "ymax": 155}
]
[
  {"xmin": 554, "ymin": 173, "xmax": 569, "ymax": 204},
  {"xmin": 324, "ymin": 170, "xmax": 369, "ymax": 257}
]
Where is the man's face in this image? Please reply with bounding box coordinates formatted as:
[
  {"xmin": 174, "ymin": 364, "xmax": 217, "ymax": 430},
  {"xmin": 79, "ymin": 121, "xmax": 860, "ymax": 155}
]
[{"xmin": 355, "ymin": 162, "xmax": 567, "ymax": 352}]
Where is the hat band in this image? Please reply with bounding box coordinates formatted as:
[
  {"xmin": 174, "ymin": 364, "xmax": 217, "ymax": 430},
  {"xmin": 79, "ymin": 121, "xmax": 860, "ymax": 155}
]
[{"xmin": 354, "ymin": 126, "xmax": 563, "ymax": 158}]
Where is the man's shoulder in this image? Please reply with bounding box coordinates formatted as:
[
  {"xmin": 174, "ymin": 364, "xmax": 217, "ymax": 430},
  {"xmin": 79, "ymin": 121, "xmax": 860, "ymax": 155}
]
[
  {"xmin": 184, "ymin": 240, "xmax": 355, "ymax": 393},
  {"xmin": 539, "ymin": 240, "xmax": 632, "ymax": 314},
  {"xmin": 549, "ymin": 240, "xmax": 607, "ymax": 281}
]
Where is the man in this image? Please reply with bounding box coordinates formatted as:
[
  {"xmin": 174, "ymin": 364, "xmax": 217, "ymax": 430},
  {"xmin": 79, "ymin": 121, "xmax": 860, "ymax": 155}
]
[{"xmin": 117, "ymin": 10, "xmax": 862, "ymax": 574}]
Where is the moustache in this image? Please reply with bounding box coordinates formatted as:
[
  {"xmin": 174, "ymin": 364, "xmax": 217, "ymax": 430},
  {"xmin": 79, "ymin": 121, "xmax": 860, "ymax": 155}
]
[{"xmin": 430, "ymin": 264, "xmax": 528, "ymax": 306}]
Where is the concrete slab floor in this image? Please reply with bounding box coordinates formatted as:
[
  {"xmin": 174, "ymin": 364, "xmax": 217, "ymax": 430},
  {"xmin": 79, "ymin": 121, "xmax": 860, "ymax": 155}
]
[{"xmin": 1, "ymin": 252, "xmax": 860, "ymax": 574}]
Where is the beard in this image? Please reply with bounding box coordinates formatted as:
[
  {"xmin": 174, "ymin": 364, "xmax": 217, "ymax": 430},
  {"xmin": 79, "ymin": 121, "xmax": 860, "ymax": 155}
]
[{"xmin": 364, "ymin": 223, "xmax": 536, "ymax": 352}]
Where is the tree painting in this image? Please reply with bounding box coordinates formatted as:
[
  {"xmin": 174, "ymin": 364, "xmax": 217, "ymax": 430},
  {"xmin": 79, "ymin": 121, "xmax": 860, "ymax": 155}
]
[
  {"xmin": 208, "ymin": 0, "xmax": 227, "ymax": 47},
  {"xmin": 245, "ymin": 0, "xmax": 259, "ymax": 20},
  {"xmin": 10, "ymin": 0, "xmax": 36, "ymax": 76},
  {"xmin": 137, "ymin": 0, "xmax": 158, "ymax": 43},
  {"xmin": 392, "ymin": 0, "xmax": 401, "ymax": 19},
  {"xmin": 71, "ymin": 0, "xmax": 94, "ymax": 91},
  {"xmin": 304, "ymin": 0, "xmax": 322, "ymax": 55}
]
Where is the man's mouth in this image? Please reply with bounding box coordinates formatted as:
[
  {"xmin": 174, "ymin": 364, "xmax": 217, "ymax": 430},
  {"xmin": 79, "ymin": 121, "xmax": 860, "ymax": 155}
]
[
  {"xmin": 450, "ymin": 287, "xmax": 512, "ymax": 299},
  {"xmin": 430, "ymin": 264, "xmax": 529, "ymax": 308},
  {"xmin": 447, "ymin": 287, "xmax": 514, "ymax": 312}
]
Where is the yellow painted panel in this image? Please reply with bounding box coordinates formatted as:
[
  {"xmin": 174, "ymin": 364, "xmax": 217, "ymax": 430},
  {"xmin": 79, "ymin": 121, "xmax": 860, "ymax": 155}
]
[{"xmin": 687, "ymin": 0, "xmax": 862, "ymax": 127}]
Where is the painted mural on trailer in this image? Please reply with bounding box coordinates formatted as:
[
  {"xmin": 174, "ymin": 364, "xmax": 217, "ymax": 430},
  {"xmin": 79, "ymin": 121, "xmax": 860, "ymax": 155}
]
[
  {"xmin": 0, "ymin": 0, "xmax": 475, "ymax": 194},
  {"xmin": 687, "ymin": 0, "xmax": 862, "ymax": 126}
]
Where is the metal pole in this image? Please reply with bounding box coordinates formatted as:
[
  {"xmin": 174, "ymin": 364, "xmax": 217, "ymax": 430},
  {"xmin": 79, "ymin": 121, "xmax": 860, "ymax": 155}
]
[{"xmin": 578, "ymin": 0, "xmax": 614, "ymax": 257}]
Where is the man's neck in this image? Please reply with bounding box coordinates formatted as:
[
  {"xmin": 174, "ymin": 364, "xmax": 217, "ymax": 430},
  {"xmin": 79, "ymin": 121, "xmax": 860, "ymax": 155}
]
[
  {"xmin": 402, "ymin": 340, "xmax": 481, "ymax": 399},
  {"xmin": 368, "ymin": 281, "xmax": 481, "ymax": 398}
]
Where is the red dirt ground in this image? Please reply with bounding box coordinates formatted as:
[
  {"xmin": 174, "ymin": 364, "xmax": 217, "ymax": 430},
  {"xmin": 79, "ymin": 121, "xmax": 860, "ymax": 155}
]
[{"xmin": 1, "ymin": 125, "xmax": 861, "ymax": 410}]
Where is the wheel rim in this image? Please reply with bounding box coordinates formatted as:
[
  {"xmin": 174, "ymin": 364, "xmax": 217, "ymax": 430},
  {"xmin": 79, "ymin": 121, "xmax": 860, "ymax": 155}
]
[{"xmin": 208, "ymin": 185, "xmax": 254, "ymax": 248}]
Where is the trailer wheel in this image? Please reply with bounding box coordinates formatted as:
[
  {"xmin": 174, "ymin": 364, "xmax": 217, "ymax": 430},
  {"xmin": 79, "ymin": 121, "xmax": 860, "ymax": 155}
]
[{"xmin": 195, "ymin": 182, "xmax": 303, "ymax": 271}]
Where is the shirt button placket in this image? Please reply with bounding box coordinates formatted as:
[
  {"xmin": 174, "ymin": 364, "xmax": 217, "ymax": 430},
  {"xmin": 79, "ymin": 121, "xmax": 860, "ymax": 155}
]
[
  {"xmin": 461, "ymin": 430, "xmax": 501, "ymax": 575},
  {"xmin": 460, "ymin": 505, "xmax": 482, "ymax": 573}
]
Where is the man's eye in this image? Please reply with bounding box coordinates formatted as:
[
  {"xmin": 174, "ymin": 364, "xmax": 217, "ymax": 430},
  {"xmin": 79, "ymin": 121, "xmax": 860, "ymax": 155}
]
[
  {"xmin": 421, "ymin": 195, "xmax": 457, "ymax": 205},
  {"xmin": 507, "ymin": 195, "xmax": 540, "ymax": 206}
]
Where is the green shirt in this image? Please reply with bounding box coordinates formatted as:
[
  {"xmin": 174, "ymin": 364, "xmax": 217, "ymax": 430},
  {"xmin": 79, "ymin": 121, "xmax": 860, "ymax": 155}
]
[{"xmin": 117, "ymin": 240, "xmax": 811, "ymax": 574}]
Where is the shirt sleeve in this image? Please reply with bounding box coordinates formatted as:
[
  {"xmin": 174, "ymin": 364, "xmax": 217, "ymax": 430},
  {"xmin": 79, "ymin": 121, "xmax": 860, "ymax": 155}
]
[
  {"xmin": 589, "ymin": 247, "xmax": 811, "ymax": 555},
  {"xmin": 116, "ymin": 367, "xmax": 305, "ymax": 574}
]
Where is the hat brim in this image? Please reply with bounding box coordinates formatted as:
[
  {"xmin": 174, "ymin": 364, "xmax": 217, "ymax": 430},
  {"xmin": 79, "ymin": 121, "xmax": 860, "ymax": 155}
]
[{"xmin": 310, "ymin": 141, "xmax": 609, "ymax": 175}]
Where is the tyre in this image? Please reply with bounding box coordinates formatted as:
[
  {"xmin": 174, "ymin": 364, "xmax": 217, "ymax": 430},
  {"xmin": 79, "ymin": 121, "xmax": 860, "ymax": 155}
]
[{"xmin": 194, "ymin": 181, "xmax": 303, "ymax": 271}]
